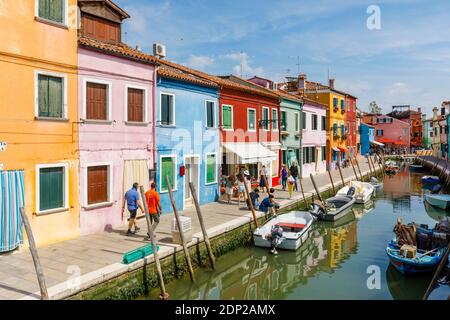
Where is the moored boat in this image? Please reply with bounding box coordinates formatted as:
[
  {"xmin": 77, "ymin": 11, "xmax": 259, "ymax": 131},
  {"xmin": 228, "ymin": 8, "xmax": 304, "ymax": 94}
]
[
  {"xmin": 337, "ymin": 181, "xmax": 374, "ymax": 204},
  {"xmin": 425, "ymin": 194, "xmax": 450, "ymax": 211},
  {"xmin": 370, "ymin": 177, "xmax": 384, "ymax": 191},
  {"xmin": 422, "ymin": 176, "xmax": 440, "ymax": 185},
  {"xmin": 386, "ymin": 240, "xmax": 446, "ymax": 275},
  {"xmin": 253, "ymin": 211, "xmax": 315, "ymax": 251},
  {"xmin": 409, "ymin": 164, "xmax": 424, "ymax": 173},
  {"xmin": 310, "ymin": 195, "xmax": 356, "ymax": 222}
]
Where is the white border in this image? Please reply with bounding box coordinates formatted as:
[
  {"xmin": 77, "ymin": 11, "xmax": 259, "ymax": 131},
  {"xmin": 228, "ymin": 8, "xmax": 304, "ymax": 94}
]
[
  {"xmin": 35, "ymin": 0, "xmax": 69, "ymax": 26},
  {"xmin": 221, "ymin": 104, "xmax": 234, "ymax": 131},
  {"xmin": 35, "ymin": 162, "xmax": 69, "ymax": 214},
  {"xmin": 247, "ymin": 108, "xmax": 257, "ymax": 132},
  {"xmin": 84, "ymin": 162, "xmax": 113, "ymax": 207},
  {"xmin": 271, "ymin": 108, "xmax": 279, "ymax": 132},
  {"xmin": 82, "ymin": 78, "xmax": 113, "ymax": 121},
  {"xmin": 159, "ymin": 91, "xmax": 176, "ymax": 126},
  {"xmin": 159, "ymin": 154, "xmax": 177, "ymax": 193},
  {"xmin": 205, "ymin": 100, "xmax": 216, "ymax": 129},
  {"xmin": 262, "ymin": 107, "xmax": 270, "ymax": 131},
  {"xmin": 204, "ymin": 153, "xmax": 218, "ymax": 185},
  {"xmin": 34, "ymin": 70, "xmax": 68, "ymax": 119},
  {"xmin": 124, "ymin": 84, "xmax": 148, "ymax": 123},
  {"xmin": 183, "ymin": 154, "xmax": 201, "ymax": 205}
]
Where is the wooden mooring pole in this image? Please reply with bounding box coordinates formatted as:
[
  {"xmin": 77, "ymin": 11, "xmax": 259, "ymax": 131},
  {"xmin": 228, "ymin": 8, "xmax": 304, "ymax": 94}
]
[
  {"xmin": 423, "ymin": 241, "xmax": 450, "ymax": 300},
  {"xmin": 367, "ymin": 156, "xmax": 374, "ymax": 177},
  {"xmin": 299, "ymin": 177, "xmax": 309, "ymax": 209},
  {"xmin": 19, "ymin": 207, "xmax": 49, "ymax": 300},
  {"xmin": 166, "ymin": 176, "xmax": 196, "ymax": 283},
  {"xmin": 139, "ymin": 186, "xmax": 169, "ymax": 300},
  {"xmin": 350, "ymin": 159, "xmax": 359, "ymax": 181},
  {"xmin": 355, "ymin": 158, "xmax": 363, "ymax": 180},
  {"xmin": 337, "ymin": 163, "xmax": 346, "ymax": 187},
  {"xmin": 189, "ymin": 182, "xmax": 216, "ymax": 270},
  {"xmin": 243, "ymin": 177, "xmax": 259, "ymax": 229},
  {"xmin": 310, "ymin": 174, "xmax": 323, "ymax": 203},
  {"xmin": 327, "ymin": 169, "xmax": 336, "ymax": 195}
]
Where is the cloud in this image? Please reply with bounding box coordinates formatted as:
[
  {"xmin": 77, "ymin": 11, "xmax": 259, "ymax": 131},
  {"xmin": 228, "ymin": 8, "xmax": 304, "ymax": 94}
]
[
  {"xmin": 185, "ymin": 55, "xmax": 215, "ymax": 70},
  {"xmin": 222, "ymin": 52, "xmax": 264, "ymax": 77}
]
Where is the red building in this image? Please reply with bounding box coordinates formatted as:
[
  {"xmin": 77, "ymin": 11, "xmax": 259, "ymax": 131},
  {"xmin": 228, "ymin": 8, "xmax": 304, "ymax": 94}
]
[
  {"xmin": 345, "ymin": 95, "xmax": 358, "ymax": 157},
  {"xmin": 387, "ymin": 105, "xmax": 422, "ymax": 151},
  {"xmin": 217, "ymin": 75, "xmax": 281, "ymax": 186}
]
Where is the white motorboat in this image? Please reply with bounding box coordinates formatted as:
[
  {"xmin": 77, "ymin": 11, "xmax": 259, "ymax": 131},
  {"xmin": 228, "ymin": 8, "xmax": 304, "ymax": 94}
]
[
  {"xmin": 337, "ymin": 181, "xmax": 375, "ymax": 204},
  {"xmin": 370, "ymin": 177, "xmax": 384, "ymax": 192},
  {"xmin": 253, "ymin": 211, "xmax": 315, "ymax": 251},
  {"xmin": 310, "ymin": 195, "xmax": 355, "ymax": 221}
]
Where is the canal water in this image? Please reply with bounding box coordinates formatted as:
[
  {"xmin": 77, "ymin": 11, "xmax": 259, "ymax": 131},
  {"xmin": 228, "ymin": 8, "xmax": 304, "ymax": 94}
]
[{"xmin": 143, "ymin": 165, "xmax": 450, "ymax": 300}]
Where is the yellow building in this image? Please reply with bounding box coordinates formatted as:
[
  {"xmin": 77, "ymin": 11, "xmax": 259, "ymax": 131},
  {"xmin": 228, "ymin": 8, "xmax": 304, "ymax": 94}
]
[
  {"xmin": 0, "ymin": 0, "xmax": 79, "ymax": 247},
  {"xmin": 285, "ymin": 75, "xmax": 349, "ymax": 169}
]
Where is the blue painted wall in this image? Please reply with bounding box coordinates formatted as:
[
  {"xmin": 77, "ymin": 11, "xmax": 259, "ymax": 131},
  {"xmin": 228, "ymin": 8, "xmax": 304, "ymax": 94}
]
[
  {"xmin": 360, "ymin": 123, "xmax": 375, "ymax": 155},
  {"xmin": 156, "ymin": 77, "xmax": 220, "ymax": 213}
]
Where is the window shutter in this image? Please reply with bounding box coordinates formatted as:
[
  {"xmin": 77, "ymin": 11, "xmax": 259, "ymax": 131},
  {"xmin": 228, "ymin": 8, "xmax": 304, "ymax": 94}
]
[
  {"xmin": 38, "ymin": 75, "xmax": 49, "ymax": 117},
  {"xmin": 333, "ymin": 98, "xmax": 338, "ymax": 108},
  {"xmin": 128, "ymin": 88, "xmax": 144, "ymax": 122},
  {"xmin": 39, "ymin": 167, "xmax": 64, "ymax": 211},
  {"xmin": 223, "ymin": 106, "xmax": 231, "ymax": 129},
  {"xmin": 206, "ymin": 155, "xmax": 216, "ymax": 183},
  {"xmin": 88, "ymin": 166, "xmax": 108, "ymax": 205},
  {"xmin": 87, "ymin": 83, "xmax": 107, "ymax": 120},
  {"xmin": 39, "ymin": 0, "xmax": 50, "ymax": 20},
  {"xmin": 48, "ymin": 76, "xmax": 63, "ymax": 118},
  {"xmin": 49, "ymin": 0, "xmax": 64, "ymax": 23},
  {"xmin": 302, "ymin": 112, "xmax": 306, "ymax": 129},
  {"xmin": 161, "ymin": 157, "xmax": 175, "ymax": 191}
]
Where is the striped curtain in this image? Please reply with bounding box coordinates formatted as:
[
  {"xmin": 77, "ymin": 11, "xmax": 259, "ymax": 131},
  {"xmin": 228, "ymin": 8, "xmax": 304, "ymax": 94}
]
[
  {"xmin": 123, "ymin": 160, "xmax": 150, "ymax": 218},
  {"xmin": 0, "ymin": 171, "xmax": 25, "ymax": 253}
]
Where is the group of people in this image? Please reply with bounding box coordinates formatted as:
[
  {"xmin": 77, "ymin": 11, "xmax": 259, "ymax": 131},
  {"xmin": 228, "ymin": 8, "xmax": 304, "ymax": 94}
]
[
  {"xmin": 279, "ymin": 162, "xmax": 300, "ymax": 199},
  {"xmin": 122, "ymin": 182, "xmax": 161, "ymax": 237}
]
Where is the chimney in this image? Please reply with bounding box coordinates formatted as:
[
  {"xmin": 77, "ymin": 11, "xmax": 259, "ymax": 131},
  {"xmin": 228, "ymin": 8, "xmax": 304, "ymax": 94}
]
[
  {"xmin": 417, "ymin": 107, "xmax": 421, "ymax": 114},
  {"xmin": 328, "ymin": 78, "xmax": 335, "ymax": 89},
  {"xmin": 298, "ymin": 74, "xmax": 307, "ymax": 89}
]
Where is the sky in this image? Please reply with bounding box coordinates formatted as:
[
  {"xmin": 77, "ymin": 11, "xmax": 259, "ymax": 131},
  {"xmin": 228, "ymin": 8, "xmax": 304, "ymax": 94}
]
[{"xmin": 115, "ymin": 0, "xmax": 450, "ymax": 116}]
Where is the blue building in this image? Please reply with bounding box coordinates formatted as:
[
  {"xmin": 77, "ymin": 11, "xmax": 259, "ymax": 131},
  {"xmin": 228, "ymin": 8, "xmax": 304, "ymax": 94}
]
[
  {"xmin": 360, "ymin": 123, "xmax": 375, "ymax": 155},
  {"xmin": 156, "ymin": 63, "xmax": 220, "ymax": 213}
]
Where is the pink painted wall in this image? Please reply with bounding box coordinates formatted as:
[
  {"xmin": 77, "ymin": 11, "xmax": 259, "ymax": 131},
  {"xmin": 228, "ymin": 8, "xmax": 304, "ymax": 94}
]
[
  {"xmin": 373, "ymin": 115, "xmax": 410, "ymax": 146},
  {"xmin": 78, "ymin": 48, "xmax": 156, "ymax": 235},
  {"xmin": 302, "ymin": 102, "xmax": 327, "ymax": 177}
]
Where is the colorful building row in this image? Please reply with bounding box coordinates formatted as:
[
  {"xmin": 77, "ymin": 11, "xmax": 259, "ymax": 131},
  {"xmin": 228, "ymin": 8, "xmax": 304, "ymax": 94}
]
[{"xmin": 0, "ymin": 0, "xmax": 359, "ymax": 250}]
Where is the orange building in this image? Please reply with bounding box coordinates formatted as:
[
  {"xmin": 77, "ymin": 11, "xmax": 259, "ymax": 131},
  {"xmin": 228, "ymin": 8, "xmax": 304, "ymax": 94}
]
[{"xmin": 0, "ymin": 0, "xmax": 80, "ymax": 247}]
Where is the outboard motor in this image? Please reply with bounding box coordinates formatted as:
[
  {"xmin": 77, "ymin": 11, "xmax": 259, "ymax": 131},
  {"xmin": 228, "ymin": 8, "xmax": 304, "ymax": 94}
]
[
  {"xmin": 269, "ymin": 225, "xmax": 284, "ymax": 254},
  {"xmin": 310, "ymin": 200, "xmax": 326, "ymax": 218},
  {"xmin": 347, "ymin": 186, "xmax": 356, "ymax": 196}
]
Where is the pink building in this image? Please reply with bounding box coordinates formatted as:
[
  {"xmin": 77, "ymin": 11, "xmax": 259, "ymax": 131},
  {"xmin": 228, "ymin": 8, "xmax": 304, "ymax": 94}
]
[
  {"xmin": 362, "ymin": 114, "xmax": 410, "ymax": 153},
  {"xmin": 77, "ymin": 2, "xmax": 157, "ymax": 235},
  {"xmin": 301, "ymin": 98, "xmax": 327, "ymax": 177}
]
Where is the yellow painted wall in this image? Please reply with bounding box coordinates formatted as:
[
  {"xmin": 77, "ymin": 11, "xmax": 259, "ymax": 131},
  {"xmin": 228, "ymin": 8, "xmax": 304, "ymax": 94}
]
[
  {"xmin": 305, "ymin": 91, "xmax": 347, "ymax": 164},
  {"xmin": 0, "ymin": 0, "xmax": 79, "ymax": 247}
]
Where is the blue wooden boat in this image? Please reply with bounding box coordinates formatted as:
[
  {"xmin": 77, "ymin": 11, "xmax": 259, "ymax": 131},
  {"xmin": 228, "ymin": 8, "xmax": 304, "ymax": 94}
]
[
  {"xmin": 425, "ymin": 194, "xmax": 450, "ymax": 211},
  {"xmin": 409, "ymin": 164, "xmax": 424, "ymax": 173},
  {"xmin": 386, "ymin": 240, "xmax": 446, "ymax": 275},
  {"xmin": 422, "ymin": 176, "xmax": 440, "ymax": 185}
]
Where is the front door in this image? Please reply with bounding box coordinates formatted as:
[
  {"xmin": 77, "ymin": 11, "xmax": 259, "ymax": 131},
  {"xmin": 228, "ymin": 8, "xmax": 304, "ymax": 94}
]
[{"xmin": 184, "ymin": 156, "xmax": 199, "ymax": 207}]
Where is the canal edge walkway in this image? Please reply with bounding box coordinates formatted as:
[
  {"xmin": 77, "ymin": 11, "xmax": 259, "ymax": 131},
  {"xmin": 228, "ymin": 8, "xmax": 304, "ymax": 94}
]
[{"xmin": 0, "ymin": 156, "xmax": 378, "ymax": 300}]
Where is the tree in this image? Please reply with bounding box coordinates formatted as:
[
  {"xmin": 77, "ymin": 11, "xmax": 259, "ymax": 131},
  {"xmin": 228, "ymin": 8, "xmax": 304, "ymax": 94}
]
[{"xmin": 369, "ymin": 101, "xmax": 382, "ymax": 114}]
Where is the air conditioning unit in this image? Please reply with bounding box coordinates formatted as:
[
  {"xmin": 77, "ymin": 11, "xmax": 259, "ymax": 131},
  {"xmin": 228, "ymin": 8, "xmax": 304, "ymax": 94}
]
[{"xmin": 153, "ymin": 43, "xmax": 166, "ymax": 58}]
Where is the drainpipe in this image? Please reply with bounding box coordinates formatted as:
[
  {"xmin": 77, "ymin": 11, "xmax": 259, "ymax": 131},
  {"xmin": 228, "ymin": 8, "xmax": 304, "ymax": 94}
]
[{"xmin": 152, "ymin": 65, "xmax": 158, "ymax": 177}]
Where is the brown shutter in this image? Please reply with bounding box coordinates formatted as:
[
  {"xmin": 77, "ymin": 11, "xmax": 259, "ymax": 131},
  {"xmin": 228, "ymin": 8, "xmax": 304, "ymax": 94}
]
[
  {"xmin": 86, "ymin": 82, "xmax": 107, "ymax": 120},
  {"xmin": 127, "ymin": 88, "xmax": 144, "ymax": 122},
  {"xmin": 80, "ymin": 13, "xmax": 121, "ymax": 43},
  {"xmin": 87, "ymin": 166, "xmax": 108, "ymax": 205}
]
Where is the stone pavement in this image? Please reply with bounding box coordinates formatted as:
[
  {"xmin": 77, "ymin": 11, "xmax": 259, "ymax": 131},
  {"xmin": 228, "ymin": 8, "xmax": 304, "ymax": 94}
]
[{"xmin": 0, "ymin": 156, "xmax": 377, "ymax": 300}]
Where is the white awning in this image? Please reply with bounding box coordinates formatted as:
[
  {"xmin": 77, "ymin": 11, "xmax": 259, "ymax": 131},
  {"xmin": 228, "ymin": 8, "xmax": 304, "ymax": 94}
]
[
  {"xmin": 371, "ymin": 141, "xmax": 385, "ymax": 147},
  {"xmin": 223, "ymin": 143, "xmax": 277, "ymax": 164},
  {"xmin": 332, "ymin": 147, "xmax": 340, "ymax": 152}
]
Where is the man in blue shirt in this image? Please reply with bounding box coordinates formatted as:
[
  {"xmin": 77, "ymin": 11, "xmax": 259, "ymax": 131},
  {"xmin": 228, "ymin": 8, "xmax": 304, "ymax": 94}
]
[{"xmin": 122, "ymin": 183, "xmax": 145, "ymax": 236}]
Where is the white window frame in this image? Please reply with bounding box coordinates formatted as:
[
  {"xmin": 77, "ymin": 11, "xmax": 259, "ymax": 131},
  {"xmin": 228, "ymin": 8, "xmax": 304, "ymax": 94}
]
[
  {"xmin": 159, "ymin": 92, "xmax": 176, "ymax": 126},
  {"xmin": 247, "ymin": 108, "xmax": 257, "ymax": 132},
  {"xmin": 35, "ymin": 0, "xmax": 69, "ymax": 27},
  {"xmin": 205, "ymin": 152, "xmax": 218, "ymax": 185},
  {"xmin": 271, "ymin": 108, "xmax": 278, "ymax": 132},
  {"xmin": 34, "ymin": 70, "xmax": 68, "ymax": 120},
  {"xmin": 262, "ymin": 107, "xmax": 270, "ymax": 131},
  {"xmin": 35, "ymin": 163, "xmax": 69, "ymax": 215},
  {"xmin": 205, "ymin": 100, "xmax": 216, "ymax": 129},
  {"xmin": 159, "ymin": 154, "xmax": 177, "ymax": 194},
  {"xmin": 221, "ymin": 104, "xmax": 234, "ymax": 131},
  {"xmin": 82, "ymin": 78, "xmax": 113, "ymax": 122},
  {"xmin": 124, "ymin": 84, "xmax": 148, "ymax": 123},
  {"xmin": 84, "ymin": 162, "xmax": 113, "ymax": 208}
]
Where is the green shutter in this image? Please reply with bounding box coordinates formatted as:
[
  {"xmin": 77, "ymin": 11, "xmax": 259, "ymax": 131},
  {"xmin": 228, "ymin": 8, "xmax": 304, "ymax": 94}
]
[
  {"xmin": 161, "ymin": 157, "xmax": 175, "ymax": 192},
  {"xmin": 39, "ymin": 167, "xmax": 64, "ymax": 211},
  {"xmin": 49, "ymin": 76, "xmax": 63, "ymax": 118},
  {"xmin": 50, "ymin": 0, "xmax": 64, "ymax": 23},
  {"xmin": 38, "ymin": 75, "xmax": 49, "ymax": 117},
  {"xmin": 222, "ymin": 106, "xmax": 232, "ymax": 129},
  {"xmin": 206, "ymin": 155, "xmax": 216, "ymax": 184},
  {"xmin": 39, "ymin": 0, "xmax": 50, "ymax": 19}
]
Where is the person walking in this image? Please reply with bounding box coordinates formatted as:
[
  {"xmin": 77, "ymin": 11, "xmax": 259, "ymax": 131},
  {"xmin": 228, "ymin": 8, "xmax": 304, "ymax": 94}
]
[
  {"xmin": 287, "ymin": 173, "xmax": 295, "ymax": 199},
  {"xmin": 122, "ymin": 183, "xmax": 145, "ymax": 236},
  {"xmin": 236, "ymin": 175, "xmax": 246, "ymax": 207},
  {"xmin": 145, "ymin": 182, "xmax": 162, "ymax": 239},
  {"xmin": 280, "ymin": 165, "xmax": 288, "ymax": 191},
  {"xmin": 225, "ymin": 174, "xmax": 236, "ymax": 204},
  {"xmin": 289, "ymin": 162, "xmax": 299, "ymax": 191},
  {"xmin": 259, "ymin": 165, "xmax": 268, "ymax": 192}
]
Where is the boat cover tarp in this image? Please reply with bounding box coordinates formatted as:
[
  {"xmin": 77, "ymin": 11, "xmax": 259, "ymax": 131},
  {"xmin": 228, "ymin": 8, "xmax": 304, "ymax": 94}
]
[{"xmin": 393, "ymin": 219, "xmax": 417, "ymax": 247}]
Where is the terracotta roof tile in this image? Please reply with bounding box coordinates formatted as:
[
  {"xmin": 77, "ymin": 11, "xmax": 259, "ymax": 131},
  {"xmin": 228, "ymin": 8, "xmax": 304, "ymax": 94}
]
[
  {"xmin": 158, "ymin": 64, "xmax": 218, "ymax": 88},
  {"xmin": 78, "ymin": 37, "xmax": 158, "ymax": 64}
]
